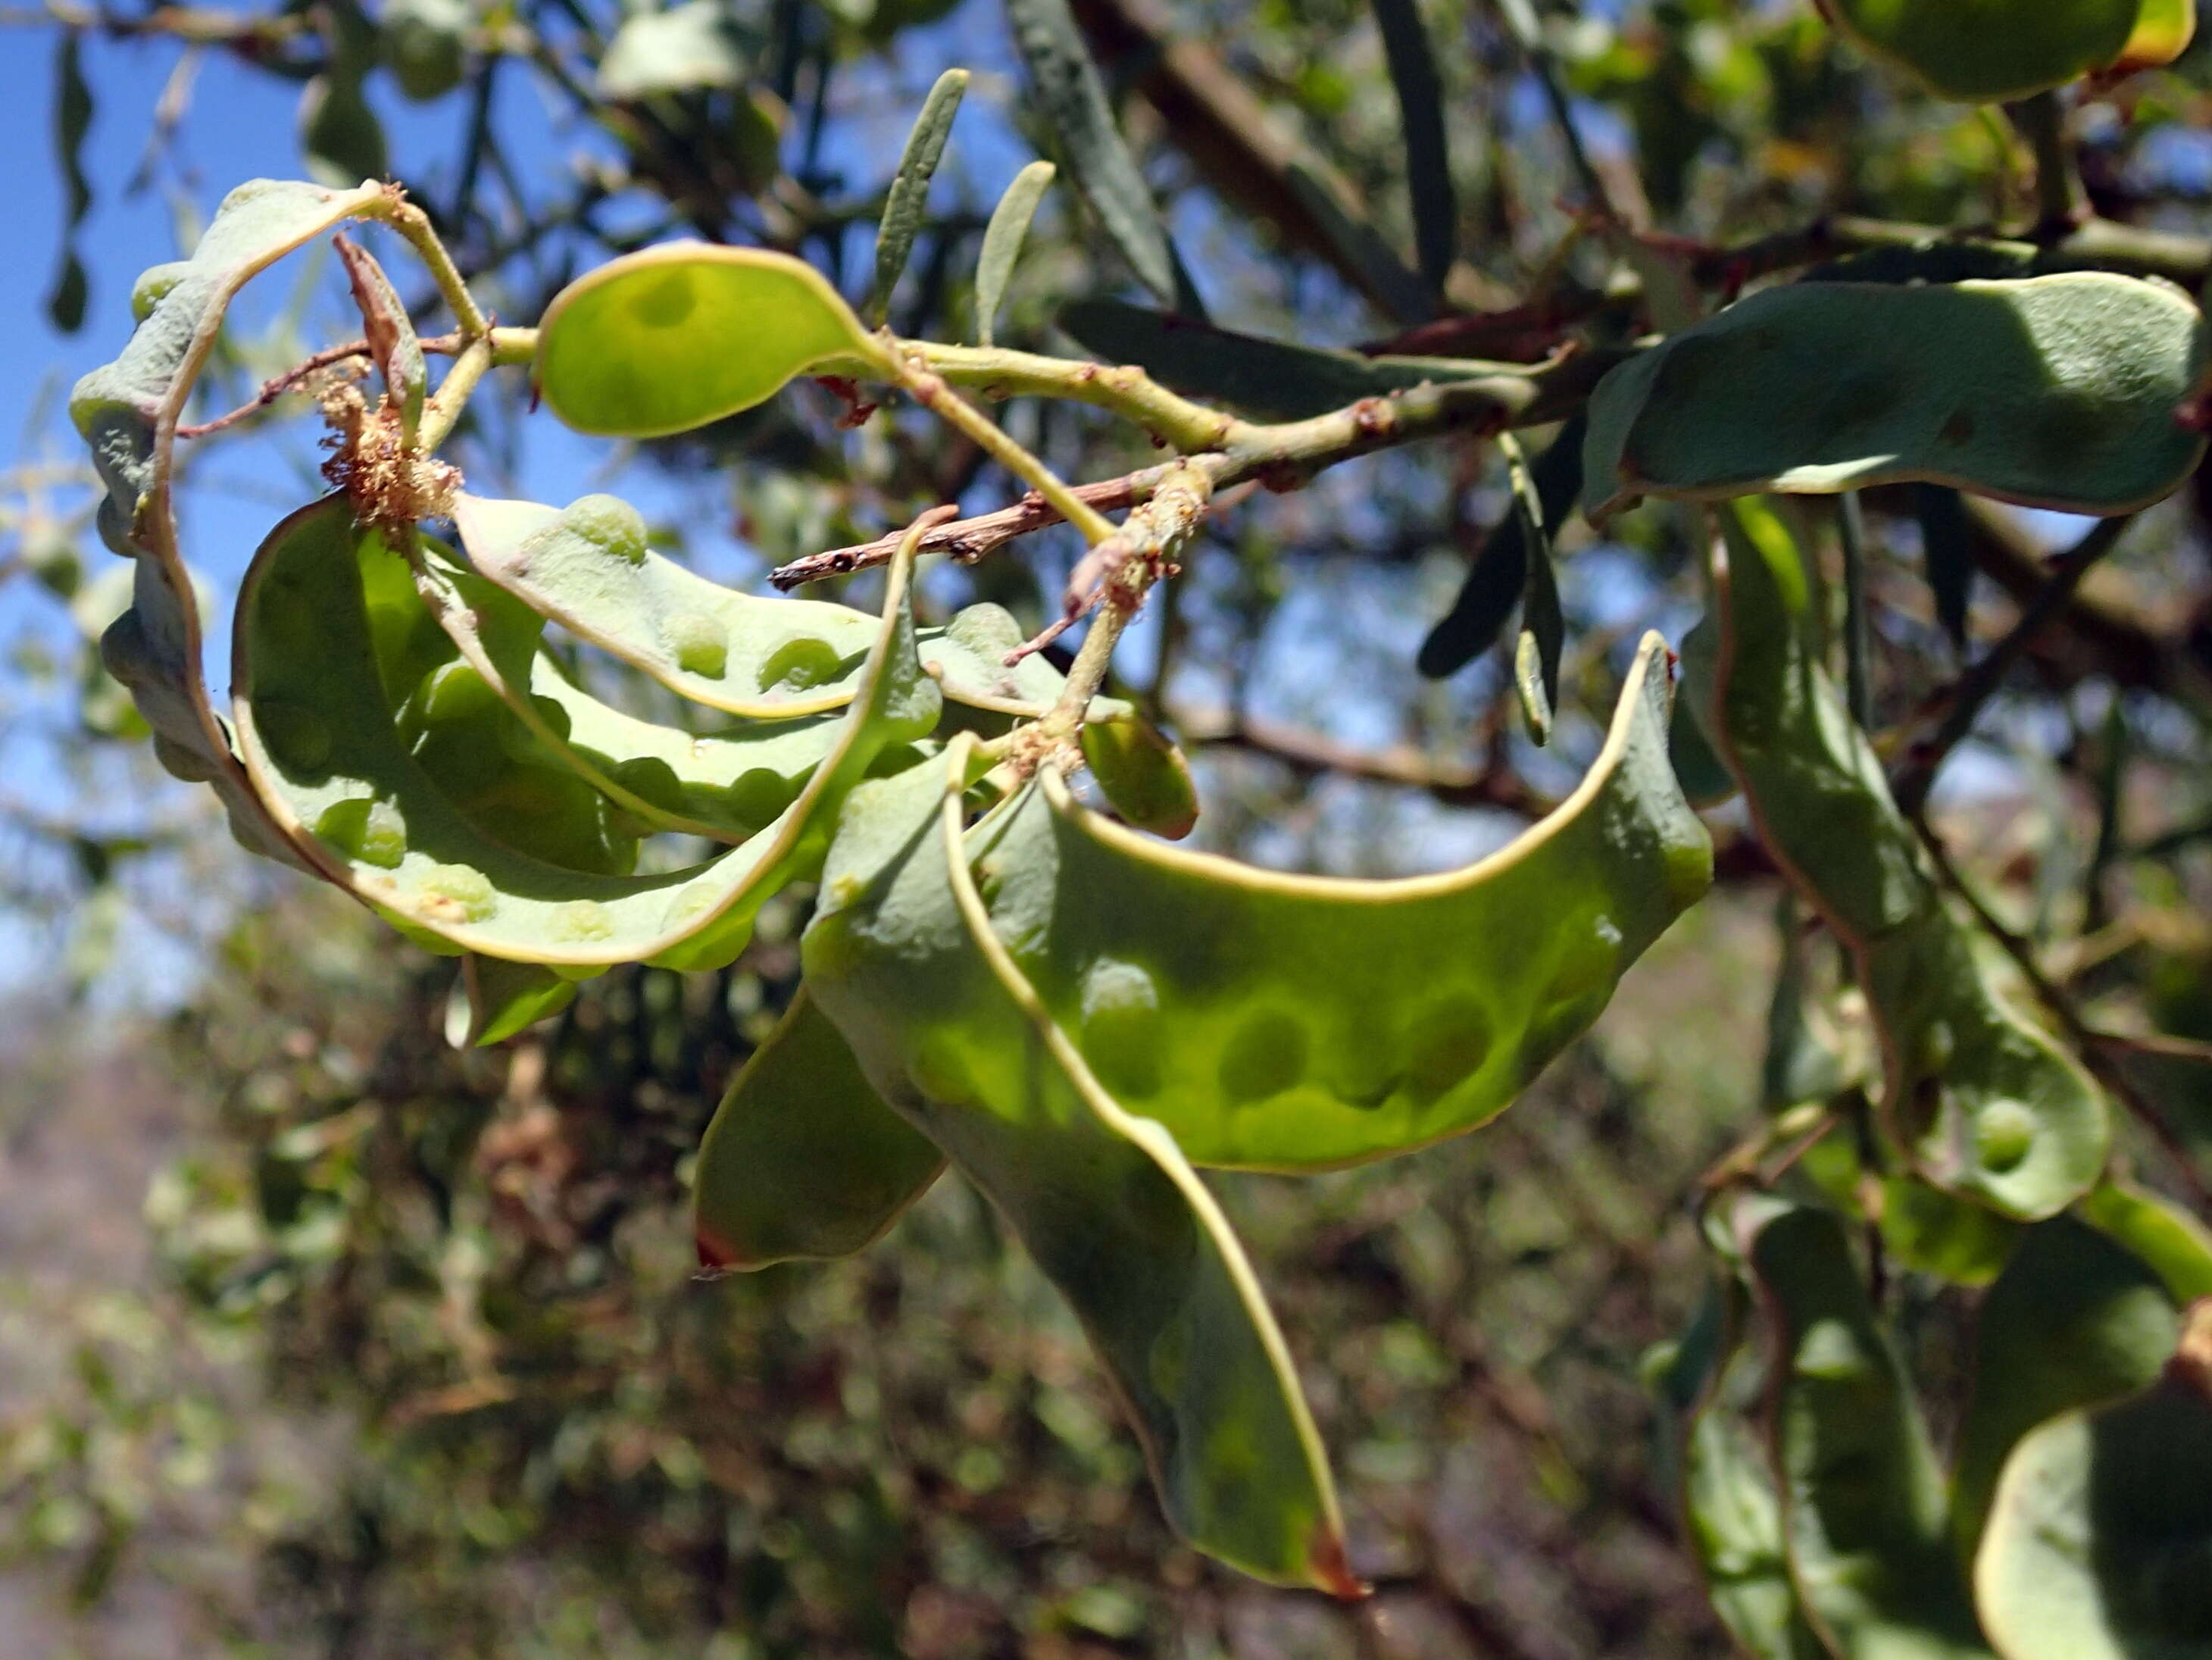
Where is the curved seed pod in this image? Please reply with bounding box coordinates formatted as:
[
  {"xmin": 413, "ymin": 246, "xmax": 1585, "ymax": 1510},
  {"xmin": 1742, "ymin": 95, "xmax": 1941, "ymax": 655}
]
[
  {"xmin": 358, "ymin": 536, "xmax": 641, "ymax": 877},
  {"xmin": 1952, "ymin": 1215, "xmax": 2182, "ymax": 1561},
  {"xmin": 410, "ymin": 546, "xmax": 848, "ymax": 843},
  {"xmin": 1078, "ymin": 713, "xmax": 1199, "ymax": 839},
  {"xmin": 2117, "ymin": 0, "xmax": 2198, "ymax": 73},
  {"xmin": 1688, "ymin": 1361, "xmax": 1832, "ymax": 1660},
  {"xmin": 451, "ymin": 955, "xmax": 582, "ymax": 1047},
  {"xmin": 1818, "ymin": 0, "xmax": 2192, "ymax": 102},
  {"xmin": 693, "ymin": 989, "xmax": 945, "ymax": 1271},
  {"xmin": 1582, "ymin": 276, "xmax": 2206, "ymax": 521},
  {"xmin": 948, "ymin": 634, "xmax": 1707, "ymax": 1173},
  {"xmin": 1879, "ymin": 1175, "xmax": 2023, "ymax": 1287},
  {"xmin": 803, "ymin": 746, "xmax": 1356, "ymax": 1596},
  {"xmin": 1695, "ymin": 504, "xmax": 2109, "ymax": 1218},
  {"xmin": 1736, "ymin": 1196, "xmax": 1990, "ymax": 1658},
  {"xmin": 2079, "ymin": 1180, "xmax": 2212, "ymax": 1303},
  {"xmin": 1647, "ymin": 1275, "xmax": 1826, "ymax": 1660},
  {"xmin": 70, "ymin": 177, "xmax": 386, "ymax": 870},
  {"xmin": 533, "ymin": 244, "xmax": 895, "ymax": 438},
  {"xmin": 232, "ymin": 499, "xmax": 940, "ymax": 970},
  {"xmin": 452, "ymin": 492, "xmax": 1134, "ymax": 727},
  {"xmin": 1974, "ymin": 1302, "xmax": 2212, "ymax": 1660}
]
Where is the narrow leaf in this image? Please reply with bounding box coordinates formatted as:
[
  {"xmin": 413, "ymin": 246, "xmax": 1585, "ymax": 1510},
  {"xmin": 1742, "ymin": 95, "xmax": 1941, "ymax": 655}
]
[
  {"xmin": 46, "ymin": 33, "xmax": 93, "ymax": 334},
  {"xmin": 1417, "ymin": 416, "xmax": 1582, "ymax": 679},
  {"xmin": 1368, "ymin": 0, "xmax": 1455, "ymax": 291},
  {"xmin": 1505, "ymin": 435, "xmax": 1561, "ymax": 746},
  {"xmin": 1912, "ymin": 482, "xmax": 1976, "ymax": 650},
  {"xmin": 1058, "ymin": 296, "xmax": 1520, "ymax": 420},
  {"xmin": 976, "ymin": 159, "xmax": 1055, "ymax": 347},
  {"xmin": 1007, "ymin": 0, "xmax": 1179, "ymax": 305},
  {"xmin": 870, "ymin": 67, "xmax": 969, "ymax": 327},
  {"xmin": 1281, "ymin": 162, "xmax": 1436, "ymax": 327}
]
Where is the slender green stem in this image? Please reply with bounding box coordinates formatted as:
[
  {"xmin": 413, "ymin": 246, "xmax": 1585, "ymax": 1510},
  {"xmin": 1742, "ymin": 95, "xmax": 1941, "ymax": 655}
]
[
  {"xmin": 912, "ymin": 341, "xmax": 1241, "ymax": 455},
  {"xmin": 2009, "ymin": 91, "xmax": 2082, "ymax": 233},
  {"xmin": 366, "ymin": 192, "xmax": 492, "ymax": 338},
  {"xmin": 892, "ymin": 349, "xmax": 1118, "ymax": 545},
  {"xmin": 418, "ymin": 336, "xmax": 494, "ymax": 455}
]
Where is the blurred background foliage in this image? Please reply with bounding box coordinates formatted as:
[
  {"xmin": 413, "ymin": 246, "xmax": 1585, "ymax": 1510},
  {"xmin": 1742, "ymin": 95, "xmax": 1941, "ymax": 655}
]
[{"xmin": 0, "ymin": 0, "xmax": 2210, "ymax": 1652}]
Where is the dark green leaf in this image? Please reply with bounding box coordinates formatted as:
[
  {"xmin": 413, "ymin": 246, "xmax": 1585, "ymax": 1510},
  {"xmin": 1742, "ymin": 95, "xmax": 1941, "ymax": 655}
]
[
  {"xmin": 1913, "ymin": 483, "xmax": 1976, "ymax": 650},
  {"xmin": 1281, "ymin": 161, "xmax": 1436, "ymax": 327},
  {"xmin": 1368, "ymin": 0, "xmax": 1454, "ymax": 292},
  {"xmin": 870, "ymin": 67, "xmax": 968, "ymax": 326},
  {"xmin": 1058, "ymin": 296, "xmax": 1516, "ymax": 421},
  {"xmin": 1507, "ymin": 436, "xmax": 1561, "ymax": 746},
  {"xmin": 46, "ymin": 33, "xmax": 93, "ymax": 334},
  {"xmin": 693, "ymin": 989, "xmax": 944, "ymax": 1270},
  {"xmin": 299, "ymin": 69, "xmax": 389, "ymax": 186},
  {"xmin": 1418, "ymin": 414, "xmax": 1582, "ymax": 678},
  {"xmin": 1007, "ymin": 0, "xmax": 1179, "ymax": 305},
  {"xmin": 46, "ymin": 250, "xmax": 89, "ymax": 335}
]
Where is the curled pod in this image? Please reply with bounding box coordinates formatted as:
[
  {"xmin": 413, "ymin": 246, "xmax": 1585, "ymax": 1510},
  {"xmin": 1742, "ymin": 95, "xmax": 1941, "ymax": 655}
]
[{"xmin": 231, "ymin": 497, "xmax": 941, "ymax": 973}]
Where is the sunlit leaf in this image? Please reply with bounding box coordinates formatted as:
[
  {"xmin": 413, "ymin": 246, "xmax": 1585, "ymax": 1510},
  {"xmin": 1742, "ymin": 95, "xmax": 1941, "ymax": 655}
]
[{"xmin": 534, "ymin": 245, "xmax": 890, "ymax": 437}]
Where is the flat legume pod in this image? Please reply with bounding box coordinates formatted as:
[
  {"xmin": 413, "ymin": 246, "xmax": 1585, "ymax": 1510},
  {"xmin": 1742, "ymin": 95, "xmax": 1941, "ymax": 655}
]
[
  {"xmin": 1974, "ymin": 1301, "xmax": 2212, "ymax": 1660},
  {"xmin": 453, "ymin": 492, "xmax": 1137, "ymax": 726},
  {"xmin": 1736, "ymin": 1196, "xmax": 1993, "ymax": 1658},
  {"xmin": 1692, "ymin": 505, "xmax": 2109, "ymax": 1218},
  {"xmin": 802, "ymin": 746, "xmax": 1355, "ymax": 1596},
  {"xmin": 231, "ymin": 497, "xmax": 940, "ymax": 971},
  {"xmin": 533, "ymin": 243, "xmax": 895, "ymax": 438},
  {"xmin": 960, "ymin": 633, "xmax": 1710, "ymax": 1172},
  {"xmin": 1816, "ymin": 0, "xmax": 2183, "ymax": 102},
  {"xmin": 693, "ymin": 989, "xmax": 944, "ymax": 1270},
  {"xmin": 1583, "ymin": 275, "xmax": 2206, "ymax": 521},
  {"xmin": 70, "ymin": 178, "xmax": 386, "ymax": 870}
]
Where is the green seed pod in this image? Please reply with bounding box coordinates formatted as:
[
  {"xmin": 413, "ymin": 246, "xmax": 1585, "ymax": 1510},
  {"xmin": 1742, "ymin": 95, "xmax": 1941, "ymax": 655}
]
[
  {"xmin": 1584, "ymin": 275, "xmax": 2205, "ymax": 522},
  {"xmin": 231, "ymin": 499, "xmax": 942, "ymax": 971}
]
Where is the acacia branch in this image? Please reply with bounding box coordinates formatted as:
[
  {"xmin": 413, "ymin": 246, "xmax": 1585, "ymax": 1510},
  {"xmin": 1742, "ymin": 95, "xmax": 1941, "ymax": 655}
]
[{"xmin": 774, "ymin": 343, "xmax": 1622, "ymax": 586}]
